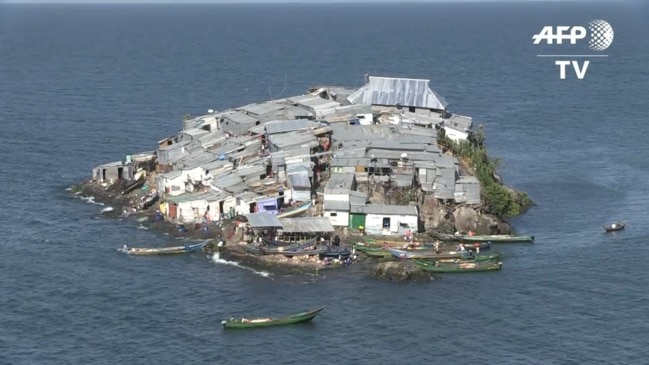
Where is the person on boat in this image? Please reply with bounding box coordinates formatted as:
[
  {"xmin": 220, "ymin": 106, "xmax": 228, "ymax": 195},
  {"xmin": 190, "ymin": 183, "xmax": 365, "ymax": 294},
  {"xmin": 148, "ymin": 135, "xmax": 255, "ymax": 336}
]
[
  {"xmin": 611, "ymin": 223, "xmax": 616, "ymax": 229},
  {"xmin": 434, "ymin": 240, "xmax": 441, "ymax": 254},
  {"xmin": 122, "ymin": 244, "xmax": 128, "ymax": 252},
  {"xmin": 468, "ymin": 230, "xmax": 475, "ymax": 237}
]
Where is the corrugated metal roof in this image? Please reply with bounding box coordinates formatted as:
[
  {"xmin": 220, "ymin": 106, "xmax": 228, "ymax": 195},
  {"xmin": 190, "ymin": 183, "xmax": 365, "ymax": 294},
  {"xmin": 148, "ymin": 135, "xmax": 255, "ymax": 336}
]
[
  {"xmin": 350, "ymin": 204, "xmax": 418, "ymax": 216},
  {"xmin": 165, "ymin": 191, "xmax": 217, "ymax": 204},
  {"xmin": 239, "ymin": 102, "xmax": 286, "ymax": 116},
  {"xmin": 158, "ymin": 140, "xmax": 190, "ymax": 151},
  {"xmin": 445, "ymin": 114, "xmax": 473, "ymax": 131},
  {"xmin": 222, "ymin": 111, "xmax": 259, "ymax": 125},
  {"xmin": 287, "ymin": 171, "xmax": 311, "ymax": 188},
  {"xmin": 211, "ymin": 173, "xmax": 243, "ymax": 189},
  {"xmin": 280, "ymin": 217, "xmax": 335, "ymax": 233},
  {"xmin": 201, "ymin": 159, "xmax": 233, "ymax": 171},
  {"xmin": 330, "ymin": 157, "xmax": 371, "ymax": 167},
  {"xmin": 323, "ymin": 200, "xmax": 350, "ymax": 211},
  {"xmin": 265, "ymin": 120, "xmax": 321, "ymax": 135},
  {"xmin": 269, "ymin": 131, "xmax": 317, "ymax": 150},
  {"xmin": 161, "ymin": 170, "xmax": 183, "ymax": 180},
  {"xmin": 347, "ymin": 76, "xmax": 448, "ymax": 110},
  {"xmin": 246, "ymin": 213, "xmax": 282, "ymax": 228},
  {"xmin": 324, "ymin": 173, "xmax": 355, "ymax": 192}
]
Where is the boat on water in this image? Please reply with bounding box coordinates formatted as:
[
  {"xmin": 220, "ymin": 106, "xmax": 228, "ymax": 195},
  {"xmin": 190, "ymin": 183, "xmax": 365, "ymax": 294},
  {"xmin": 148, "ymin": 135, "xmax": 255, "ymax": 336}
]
[
  {"xmin": 118, "ymin": 240, "xmax": 209, "ymax": 255},
  {"xmin": 415, "ymin": 260, "xmax": 503, "ymax": 273},
  {"xmin": 222, "ymin": 307, "xmax": 324, "ymax": 329},
  {"xmin": 604, "ymin": 221, "xmax": 625, "ymax": 232},
  {"xmin": 277, "ymin": 202, "xmax": 312, "ymax": 218},
  {"xmin": 415, "ymin": 251, "xmax": 502, "ymax": 264},
  {"xmin": 435, "ymin": 233, "xmax": 534, "ymax": 244},
  {"xmin": 386, "ymin": 247, "xmax": 468, "ymax": 260}
]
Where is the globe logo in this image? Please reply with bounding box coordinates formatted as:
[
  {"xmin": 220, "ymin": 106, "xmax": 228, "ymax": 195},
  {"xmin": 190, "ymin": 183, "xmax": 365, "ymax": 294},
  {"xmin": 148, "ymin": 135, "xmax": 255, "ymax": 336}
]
[{"xmin": 588, "ymin": 20, "xmax": 614, "ymax": 51}]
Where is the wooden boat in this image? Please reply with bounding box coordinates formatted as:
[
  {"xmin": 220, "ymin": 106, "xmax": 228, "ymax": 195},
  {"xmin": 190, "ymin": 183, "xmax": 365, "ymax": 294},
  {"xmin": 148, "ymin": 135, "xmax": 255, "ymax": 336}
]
[
  {"xmin": 415, "ymin": 251, "xmax": 502, "ymax": 265},
  {"xmin": 118, "ymin": 240, "xmax": 208, "ymax": 255},
  {"xmin": 415, "ymin": 260, "xmax": 503, "ymax": 273},
  {"xmin": 281, "ymin": 247, "xmax": 327, "ymax": 257},
  {"xmin": 277, "ymin": 202, "xmax": 312, "ymax": 218},
  {"xmin": 319, "ymin": 246, "xmax": 352, "ymax": 259},
  {"xmin": 262, "ymin": 237, "xmax": 316, "ymax": 247},
  {"xmin": 352, "ymin": 244, "xmax": 393, "ymax": 259},
  {"xmin": 222, "ymin": 307, "xmax": 324, "ymax": 329},
  {"xmin": 431, "ymin": 241, "xmax": 491, "ymax": 251},
  {"xmin": 260, "ymin": 239, "xmax": 317, "ymax": 255},
  {"xmin": 386, "ymin": 247, "xmax": 467, "ymax": 260},
  {"xmin": 435, "ymin": 233, "xmax": 534, "ymax": 244},
  {"xmin": 604, "ymin": 221, "xmax": 625, "ymax": 232}
]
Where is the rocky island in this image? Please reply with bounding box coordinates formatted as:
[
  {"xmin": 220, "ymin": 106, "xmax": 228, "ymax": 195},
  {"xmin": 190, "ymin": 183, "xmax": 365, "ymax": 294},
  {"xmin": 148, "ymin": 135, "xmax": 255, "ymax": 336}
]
[{"xmin": 76, "ymin": 75, "xmax": 531, "ymax": 280}]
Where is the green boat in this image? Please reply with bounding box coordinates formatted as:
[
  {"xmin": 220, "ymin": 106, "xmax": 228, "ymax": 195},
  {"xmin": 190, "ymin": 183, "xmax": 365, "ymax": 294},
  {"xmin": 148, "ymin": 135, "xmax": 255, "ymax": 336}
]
[
  {"xmin": 416, "ymin": 251, "xmax": 502, "ymax": 264},
  {"xmin": 415, "ymin": 260, "xmax": 503, "ymax": 273},
  {"xmin": 437, "ymin": 233, "xmax": 534, "ymax": 243},
  {"xmin": 221, "ymin": 307, "xmax": 324, "ymax": 329}
]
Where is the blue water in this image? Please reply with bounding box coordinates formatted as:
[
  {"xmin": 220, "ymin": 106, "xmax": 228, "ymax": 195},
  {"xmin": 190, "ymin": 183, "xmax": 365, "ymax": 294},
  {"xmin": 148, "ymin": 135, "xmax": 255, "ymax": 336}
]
[{"xmin": 2, "ymin": 2, "xmax": 649, "ymax": 364}]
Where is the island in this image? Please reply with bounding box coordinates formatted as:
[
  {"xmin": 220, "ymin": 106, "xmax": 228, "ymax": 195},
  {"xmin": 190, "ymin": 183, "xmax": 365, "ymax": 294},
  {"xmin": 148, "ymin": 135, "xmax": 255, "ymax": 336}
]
[{"xmin": 75, "ymin": 75, "xmax": 532, "ymax": 278}]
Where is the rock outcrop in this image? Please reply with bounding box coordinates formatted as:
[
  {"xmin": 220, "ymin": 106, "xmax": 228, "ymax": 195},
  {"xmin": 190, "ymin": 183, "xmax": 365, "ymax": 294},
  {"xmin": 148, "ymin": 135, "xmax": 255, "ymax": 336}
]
[{"xmin": 372, "ymin": 261, "xmax": 436, "ymax": 282}]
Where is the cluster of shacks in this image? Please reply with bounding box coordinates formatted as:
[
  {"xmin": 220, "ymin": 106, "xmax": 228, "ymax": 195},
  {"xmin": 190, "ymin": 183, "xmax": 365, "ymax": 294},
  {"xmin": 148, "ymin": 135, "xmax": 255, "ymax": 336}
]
[{"xmin": 92, "ymin": 76, "xmax": 481, "ymax": 237}]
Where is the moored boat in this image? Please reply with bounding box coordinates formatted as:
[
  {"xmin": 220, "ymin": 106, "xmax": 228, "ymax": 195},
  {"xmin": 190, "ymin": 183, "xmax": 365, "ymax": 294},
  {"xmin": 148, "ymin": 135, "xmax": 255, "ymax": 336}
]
[
  {"xmin": 277, "ymin": 202, "xmax": 312, "ymax": 218},
  {"xmin": 435, "ymin": 233, "xmax": 534, "ymax": 244},
  {"xmin": 604, "ymin": 221, "xmax": 625, "ymax": 232},
  {"xmin": 222, "ymin": 307, "xmax": 324, "ymax": 329},
  {"xmin": 415, "ymin": 260, "xmax": 503, "ymax": 273},
  {"xmin": 415, "ymin": 251, "xmax": 502, "ymax": 265},
  {"xmin": 118, "ymin": 240, "xmax": 209, "ymax": 255},
  {"xmin": 386, "ymin": 247, "xmax": 467, "ymax": 260}
]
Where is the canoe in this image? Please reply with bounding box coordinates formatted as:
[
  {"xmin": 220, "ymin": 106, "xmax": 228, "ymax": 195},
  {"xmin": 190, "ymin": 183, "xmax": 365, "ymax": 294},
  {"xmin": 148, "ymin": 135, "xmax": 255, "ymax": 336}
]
[
  {"xmin": 415, "ymin": 260, "xmax": 503, "ymax": 273},
  {"xmin": 222, "ymin": 307, "xmax": 324, "ymax": 329},
  {"xmin": 319, "ymin": 246, "xmax": 352, "ymax": 259},
  {"xmin": 604, "ymin": 222, "xmax": 625, "ymax": 232},
  {"xmin": 386, "ymin": 247, "xmax": 468, "ymax": 260},
  {"xmin": 415, "ymin": 251, "xmax": 502, "ymax": 265},
  {"xmin": 431, "ymin": 241, "xmax": 491, "ymax": 251},
  {"xmin": 277, "ymin": 202, "xmax": 312, "ymax": 218},
  {"xmin": 260, "ymin": 239, "xmax": 317, "ymax": 255},
  {"xmin": 435, "ymin": 233, "xmax": 534, "ymax": 244},
  {"xmin": 119, "ymin": 240, "xmax": 208, "ymax": 255}
]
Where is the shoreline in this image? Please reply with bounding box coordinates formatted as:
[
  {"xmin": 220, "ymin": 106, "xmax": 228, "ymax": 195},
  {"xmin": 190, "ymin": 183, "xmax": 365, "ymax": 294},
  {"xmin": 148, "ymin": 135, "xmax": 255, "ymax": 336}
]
[{"xmin": 74, "ymin": 180, "xmax": 356, "ymax": 275}]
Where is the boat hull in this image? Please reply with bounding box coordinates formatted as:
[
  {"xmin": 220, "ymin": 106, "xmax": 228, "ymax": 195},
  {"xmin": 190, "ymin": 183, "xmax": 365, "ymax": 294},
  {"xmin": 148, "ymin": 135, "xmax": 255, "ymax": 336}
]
[
  {"xmin": 120, "ymin": 241, "xmax": 208, "ymax": 255},
  {"xmin": 415, "ymin": 261, "xmax": 503, "ymax": 273},
  {"xmin": 222, "ymin": 307, "xmax": 324, "ymax": 329}
]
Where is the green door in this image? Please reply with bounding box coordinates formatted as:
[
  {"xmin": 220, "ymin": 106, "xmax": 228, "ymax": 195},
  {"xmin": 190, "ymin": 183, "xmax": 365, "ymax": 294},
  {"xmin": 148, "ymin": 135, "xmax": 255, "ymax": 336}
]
[{"xmin": 349, "ymin": 214, "xmax": 366, "ymax": 229}]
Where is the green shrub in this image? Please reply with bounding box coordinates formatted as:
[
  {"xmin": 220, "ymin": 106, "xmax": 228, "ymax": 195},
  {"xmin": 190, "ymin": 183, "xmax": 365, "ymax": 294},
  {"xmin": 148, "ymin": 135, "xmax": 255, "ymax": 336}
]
[{"xmin": 438, "ymin": 126, "xmax": 532, "ymax": 217}]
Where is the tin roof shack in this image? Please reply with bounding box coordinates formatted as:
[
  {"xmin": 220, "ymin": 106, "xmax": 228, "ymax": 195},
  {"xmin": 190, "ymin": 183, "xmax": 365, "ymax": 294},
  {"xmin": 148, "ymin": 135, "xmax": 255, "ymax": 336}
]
[
  {"xmin": 415, "ymin": 157, "xmax": 460, "ymax": 203},
  {"xmin": 323, "ymin": 173, "xmax": 357, "ymax": 226},
  {"xmin": 347, "ymin": 76, "xmax": 448, "ymax": 115},
  {"xmin": 220, "ymin": 111, "xmax": 260, "ymax": 137},
  {"xmin": 286, "ymin": 167, "xmax": 312, "ymax": 203},
  {"xmin": 161, "ymin": 191, "xmax": 229, "ymax": 223},
  {"xmin": 289, "ymin": 95, "xmax": 341, "ymax": 119},
  {"xmin": 156, "ymin": 140, "xmax": 191, "ymax": 173},
  {"xmin": 442, "ymin": 114, "xmax": 474, "ymax": 142},
  {"xmin": 92, "ymin": 161, "xmax": 135, "ymax": 184},
  {"xmin": 350, "ymin": 204, "xmax": 419, "ymax": 236},
  {"xmin": 183, "ymin": 113, "xmax": 219, "ymax": 132},
  {"xmin": 268, "ymin": 130, "xmax": 319, "ymax": 153},
  {"xmin": 454, "ymin": 176, "xmax": 481, "ymax": 205},
  {"xmin": 255, "ymin": 196, "xmax": 280, "ymax": 214},
  {"xmin": 158, "ymin": 170, "xmax": 186, "ymax": 197},
  {"xmin": 278, "ymin": 217, "xmax": 335, "ymax": 242}
]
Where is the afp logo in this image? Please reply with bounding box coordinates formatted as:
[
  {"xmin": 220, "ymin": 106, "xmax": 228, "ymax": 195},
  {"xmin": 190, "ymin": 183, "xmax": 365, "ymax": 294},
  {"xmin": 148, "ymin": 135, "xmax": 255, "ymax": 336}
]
[{"xmin": 533, "ymin": 20, "xmax": 614, "ymax": 80}]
